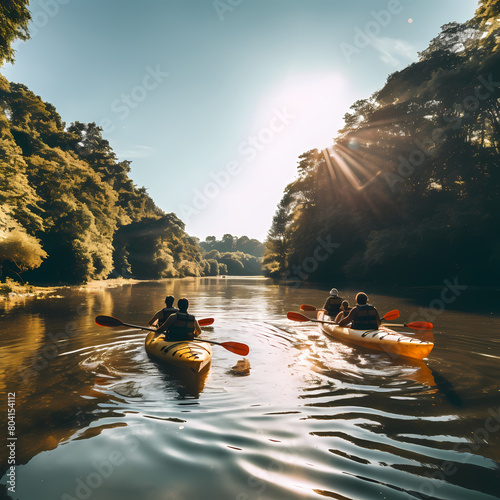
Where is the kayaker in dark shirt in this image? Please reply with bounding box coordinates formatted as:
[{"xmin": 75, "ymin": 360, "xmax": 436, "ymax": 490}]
[
  {"xmin": 323, "ymin": 288, "xmax": 344, "ymax": 317},
  {"xmin": 334, "ymin": 300, "xmax": 351, "ymax": 324},
  {"xmin": 158, "ymin": 298, "xmax": 201, "ymax": 341},
  {"xmin": 338, "ymin": 292, "xmax": 381, "ymax": 330},
  {"xmin": 148, "ymin": 295, "xmax": 178, "ymax": 328}
]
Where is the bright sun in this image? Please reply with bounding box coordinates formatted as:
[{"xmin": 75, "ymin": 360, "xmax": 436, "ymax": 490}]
[{"xmin": 254, "ymin": 71, "xmax": 354, "ymax": 154}]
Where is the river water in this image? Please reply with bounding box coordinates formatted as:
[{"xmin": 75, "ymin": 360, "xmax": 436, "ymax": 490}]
[{"xmin": 1, "ymin": 277, "xmax": 499, "ymax": 500}]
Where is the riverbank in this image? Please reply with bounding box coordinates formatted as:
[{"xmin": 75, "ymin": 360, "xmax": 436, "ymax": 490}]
[
  {"xmin": 0, "ymin": 279, "xmax": 53, "ymax": 300},
  {"xmin": 0, "ymin": 278, "xmax": 141, "ymax": 301}
]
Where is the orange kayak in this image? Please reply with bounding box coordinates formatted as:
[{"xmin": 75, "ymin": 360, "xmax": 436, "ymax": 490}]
[{"xmin": 318, "ymin": 311, "xmax": 434, "ymax": 360}]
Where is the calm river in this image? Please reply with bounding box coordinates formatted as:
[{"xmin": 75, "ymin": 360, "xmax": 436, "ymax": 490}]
[{"xmin": 1, "ymin": 277, "xmax": 499, "ymax": 499}]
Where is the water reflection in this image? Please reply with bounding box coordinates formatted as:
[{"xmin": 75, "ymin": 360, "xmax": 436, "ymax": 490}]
[{"xmin": 0, "ymin": 278, "xmax": 499, "ymax": 500}]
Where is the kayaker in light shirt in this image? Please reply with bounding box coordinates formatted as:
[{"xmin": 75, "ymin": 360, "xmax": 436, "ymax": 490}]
[
  {"xmin": 334, "ymin": 300, "xmax": 351, "ymax": 324},
  {"xmin": 323, "ymin": 288, "xmax": 344, "ymax": 317},
  {"xmin": 157, "ymin": 298, "xmax": 202, "ymax": 341},
  {"xmin": 148, "ymin": 295, "xmax": 178, "ymax": 328},
  {"xmin": 339, "ymin": 292, "xmax": 381, "ymax": 330}
]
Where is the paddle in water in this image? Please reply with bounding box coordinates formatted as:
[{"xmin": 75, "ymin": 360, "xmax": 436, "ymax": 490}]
[{"xmin": 95, "ymin": 315, "xmax": 249, "ymax": 356}]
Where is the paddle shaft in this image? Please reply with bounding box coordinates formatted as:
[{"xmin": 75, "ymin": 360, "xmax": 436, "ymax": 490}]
[
  {"xmin": 289, "ymin": 311, "xmax": 396, "ymax": 325},
  {"xmin": 382, "ymin": 322, "xmax": 433, "ymax": 331},
  {"xmin": 104, "ymin": 319, "xmax": 212, "ymax": 331},
  {"xmin": 288, "ymin": 313, "xmax": 338, "ymax": 325},
  {"xmin": 109, "ymin": 321, "xmax": 224, "ymax": 344}
]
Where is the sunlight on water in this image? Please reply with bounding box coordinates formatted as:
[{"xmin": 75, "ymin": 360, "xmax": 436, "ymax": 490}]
[{"xmin": 1, "ymin": 278, "xmax": 499, "ymax": 500}]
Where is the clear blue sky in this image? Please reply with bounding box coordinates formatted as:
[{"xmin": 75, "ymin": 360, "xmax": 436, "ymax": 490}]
[{"xmin": 3, "ymin": 0, "xmax": 479, "ymax": 241}]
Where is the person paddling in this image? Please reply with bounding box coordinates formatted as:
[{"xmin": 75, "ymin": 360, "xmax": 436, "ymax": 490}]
[
  {"xmin": 334, "ymin": 300, "xmax": 351, "ymax": 324},
  {"xmin": 339, "ymin": 292, "xmax": 381, "ymax": 330},
  {"xmin": 148, "ymin": 295, "xmax": 178, "ymax": 328},
  {"xmin": 323, "ymin": 288, "xmax": 343, "ymax": 317},
  {"xmin": 157, "ymin": 298, "xmax": 201, "ymax": 341}
]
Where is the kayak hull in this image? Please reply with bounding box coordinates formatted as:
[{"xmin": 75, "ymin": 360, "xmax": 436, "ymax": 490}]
[
  {"xmin": 145, "ymin": 332, "xmax": 212, "ymax": 372},
  {"xmin": 318, "ymin": 311, "xmax": 434, "ymax": 361}
]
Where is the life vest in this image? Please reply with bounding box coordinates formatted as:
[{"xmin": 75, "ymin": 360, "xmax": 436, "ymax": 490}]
[
  {"xmin": 351, "ymin": 304, "xmax": 378, "ymax": 330},
  {"xmin": 326, "ymin": 296, "xmax": 342, "ymax": 315},
  {"xmin": 166, "ymin": 312, "xmax": 196, "ymax": 341},
  {"xmin": 161, "ymin": 307, "xmax": 178, "ymax": 323}
]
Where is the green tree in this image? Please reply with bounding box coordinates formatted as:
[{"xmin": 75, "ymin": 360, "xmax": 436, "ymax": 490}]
[
  {"xmin": 0, "ymin": 0, "xmax": 31, "ymax": 66},
  {"xmin": 0, "ymin": 207, "xmax": 46, "ymax": 280},
  {"xmin": 265, "ymin": 5, "xmax": 500, "ymax": 286}
]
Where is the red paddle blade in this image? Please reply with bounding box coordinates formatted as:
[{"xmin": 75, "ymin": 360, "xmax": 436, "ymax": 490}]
[
  {"xmin": 287, "ymin": 311, "xmax": 310, "ymax": 322},
  {"xmin": 221, "ymin": 342, "xmax": 249, "ymax": 356},
  {"xmin": 406, "ymin": 321, "xmax": 433, "ymax": 330},
  {"xmin": 95, "ymin": 315, "xmax": 124, "ymax": 327},
  {"xmin": 300, "ymin": 304, "xmax": 318, "ymax": 311},
  {"xmin": 199, "ymin": 318, "xmax": 214, "ymax": 326},
  {"xmin": 382, "ymin": 309, "xmax": 399, "ymax": 321}
]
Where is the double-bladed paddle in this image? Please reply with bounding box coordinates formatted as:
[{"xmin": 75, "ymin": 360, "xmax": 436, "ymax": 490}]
[
  {"xmin": 382, "ymin": 321, "xmax": 433, "ymax": 331},
  {"xmin": 287, "ymin": 309, "xmax": 400, "ymax": 325},
  {"xmin": 299, "ymin": 304, "xmax": 432, "ymax": 330},
  {"xmin": 300, "ymin": 304, "xmax": 400, "ymax": 322},
  {"xmin": 288, "ymin": 311, "xmax": 337, "ymax": 325},
  {"xmin": 95, "ymin": 315, "xmax": 249, "ymax": 356}
]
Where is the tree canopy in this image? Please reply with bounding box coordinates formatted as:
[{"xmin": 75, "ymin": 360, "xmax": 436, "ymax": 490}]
[
  {"xmin": 200, "ymin": 234, "xmax": 264, "ymax": 275},
  {"xmin": 0, "ymin": 75, "xmax": 265, "ymax": 283},
  {"xmin": 0, "ymin": 0, "xmax": 31, "ymax": 65},
  {"xmin": 0, "ymin": 76, "xmax": 230, "ymax": 283},
  {"xmin": 264, "ymin": 1, "xmax": 500, "ymax": 287}
]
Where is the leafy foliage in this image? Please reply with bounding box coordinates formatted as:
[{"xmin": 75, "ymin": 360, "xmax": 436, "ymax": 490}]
[
  {"xmin": 0, "ymin": 0, "xmax": 31, "ymax": 66},
  {"xmin": 0, "ymin": 75, "xmax": 217, "ymax": 283},
  {"xmin": 200, "ymin": 234, "xmax": 264, "ymax": 275},
  {"xmin": 0, "ymin": 75, "xmax": 264, "ymax": 282},
  {"xmin": 201, "ymin": 234, "xmax": 264, "ymax": 257},
  {"xmin": 264, "ymin": 2, "xmax": 500, "ymax": 286}
]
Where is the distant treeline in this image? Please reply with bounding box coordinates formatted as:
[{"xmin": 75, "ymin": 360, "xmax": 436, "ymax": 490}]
[
  {"xmin": 200, "ymin": 234, "xmax": 264, "ymax": 275},
  {"xmin": 264, "ymin": 0, "xmax": 500, "ymax": 286},
  {"xmin": 0, "ymin": 3, "xmax": 263, "ymax": 284}
]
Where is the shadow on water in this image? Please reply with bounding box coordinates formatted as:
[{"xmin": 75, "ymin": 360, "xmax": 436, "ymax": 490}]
[
  {"xmin": 398, "ymin": 330, "xmax": 464, "ymax": 408},
  {"xmin": 429, "ymin": 366, "xmax": 463, "ymax": 408},
  {"xmin": 147, "ymin": 356, "xmax": 211, "ymax": 399},
  {"xmin": 306, "ymin": 333, "xmax": 464, "ymax": 408}
]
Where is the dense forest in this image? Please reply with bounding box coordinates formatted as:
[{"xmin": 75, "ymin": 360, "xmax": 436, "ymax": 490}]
[
  {"xmin": 264, "ymin": 0, "xmax": 500, "ymax": 287},
  {"xmin": 0, "ymin": 1, "xmax": 263, "ymax": 285},
  {"xmin": 200, "ymin": 234, "xmax": 264, "ymax": 275}
]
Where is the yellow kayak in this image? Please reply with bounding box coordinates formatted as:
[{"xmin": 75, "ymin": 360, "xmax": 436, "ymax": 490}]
[
  {"xmin": 145, "ymin": 332, "xmax": 212, "ymax": 372},
  {"xmin": 318, "ymin": 311, "xmax": 434, "ymax": 361}
]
